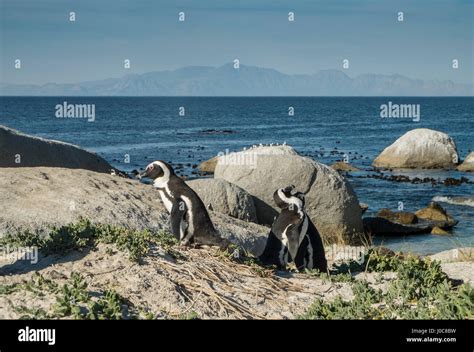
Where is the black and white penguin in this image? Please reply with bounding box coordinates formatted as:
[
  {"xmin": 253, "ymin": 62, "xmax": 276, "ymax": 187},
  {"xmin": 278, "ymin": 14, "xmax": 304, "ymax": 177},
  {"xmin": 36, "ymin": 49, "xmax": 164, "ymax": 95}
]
[
  {"xmin": 259, "ymin": 185, "xmax": 327, "ymax": 272},
  {"xmin": 139, "ymin": 160, "xmax": 228, "ymax": 248}
]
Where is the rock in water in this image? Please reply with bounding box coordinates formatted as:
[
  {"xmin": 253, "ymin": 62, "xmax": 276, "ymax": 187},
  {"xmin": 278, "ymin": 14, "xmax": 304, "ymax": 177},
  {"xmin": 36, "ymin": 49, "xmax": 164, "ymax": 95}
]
[
  {"xmin": 330, "ymin": 161, "xmax": 360, "ymax": 172},
  {"xmin": 214, "ymin": 145, "xmax": 364, "ymax": 245},
  {"xmin": 0, "ymin": 125, "xmax": 112, "ymax": 172},
  {"xmin": 359, "ymin": 203, "xmax": 369, "ymax": 214},
  {"xmin": 367, "ymin": 202, "xmax": 458, "ymax": 236},
  {"xmin": 363, "ymin": 217, "xmax": 431, "ymax": 236},
  {"xmin": 373, "ymin": 128, "xmax": 459, "ymax": 169},
  {"xmin": 198, "ymin": 156, "xmax": 219, "ymax": 174},
  {"xmin": 431, "ymin": 226, "xmax": 450, "ymax": 235},
  {"xmin": 397, "ymin": 212, "xmax": 417, "ymax": 224},
  {"xmin": 186, "ymin": 178, "xmax": 258, "ymax": 223},
  {"xmin": 376, "ymin": 208, "xmax": 417, "ymax": 224},
  {"xmin": 415, "ymin": 202, "xmax": 458, "ymax": 228},
  {"xmin": 457, "ymin": 152, "xmax": 474, "ymax": 172}
]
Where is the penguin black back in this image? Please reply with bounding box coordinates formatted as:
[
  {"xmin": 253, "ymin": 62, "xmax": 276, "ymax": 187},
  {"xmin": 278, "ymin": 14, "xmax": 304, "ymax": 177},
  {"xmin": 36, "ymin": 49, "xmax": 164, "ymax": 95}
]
[{"xmin": 139, "ymin": 160, "xmax": 228, "ymax": 248}]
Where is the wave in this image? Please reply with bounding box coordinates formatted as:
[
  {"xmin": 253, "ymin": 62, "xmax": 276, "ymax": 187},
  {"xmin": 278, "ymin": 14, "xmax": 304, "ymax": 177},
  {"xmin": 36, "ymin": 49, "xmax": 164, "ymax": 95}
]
[{"xmin": 432, "ymin": 196, "xmax": 474, "ymax": 207}]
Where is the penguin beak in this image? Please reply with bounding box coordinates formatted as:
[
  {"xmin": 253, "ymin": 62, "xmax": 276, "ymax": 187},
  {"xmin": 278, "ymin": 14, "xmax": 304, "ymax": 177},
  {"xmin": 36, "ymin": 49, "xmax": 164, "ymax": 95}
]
[{"xmin": 138, "ymin": 169, "xmax": 151, "ymax": 180}]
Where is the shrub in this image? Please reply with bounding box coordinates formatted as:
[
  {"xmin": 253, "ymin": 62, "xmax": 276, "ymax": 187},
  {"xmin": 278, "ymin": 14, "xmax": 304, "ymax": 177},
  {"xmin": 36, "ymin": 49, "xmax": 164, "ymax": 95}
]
[
  {"xmin": 301, "ymin": 251, "xmax": 473, "ymax": 320},
  {"xmin": 1, "ymin": 218, "xmax": 179, "ymax": 263}
]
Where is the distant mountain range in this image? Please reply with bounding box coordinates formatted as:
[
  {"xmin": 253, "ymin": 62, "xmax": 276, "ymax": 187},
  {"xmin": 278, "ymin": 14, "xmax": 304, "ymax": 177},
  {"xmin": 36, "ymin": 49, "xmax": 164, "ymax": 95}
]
[{"xmin": 1, "ymin": 64, "xmax": 472, "ymax": 96}]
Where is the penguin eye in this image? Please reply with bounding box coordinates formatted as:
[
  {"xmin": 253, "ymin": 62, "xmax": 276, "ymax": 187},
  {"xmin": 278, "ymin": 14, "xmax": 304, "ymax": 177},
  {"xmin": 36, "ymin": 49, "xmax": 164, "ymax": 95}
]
[{"xmin": 146, "ymin": 164, "xmax": 154, "ymax": 172}]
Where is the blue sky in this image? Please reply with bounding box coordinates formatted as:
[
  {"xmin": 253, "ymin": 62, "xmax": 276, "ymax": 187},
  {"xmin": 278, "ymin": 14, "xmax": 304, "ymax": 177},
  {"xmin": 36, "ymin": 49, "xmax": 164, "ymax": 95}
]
[{"xmin": 1, "ymin": 0, "xmax": 472, "ymax": 84}]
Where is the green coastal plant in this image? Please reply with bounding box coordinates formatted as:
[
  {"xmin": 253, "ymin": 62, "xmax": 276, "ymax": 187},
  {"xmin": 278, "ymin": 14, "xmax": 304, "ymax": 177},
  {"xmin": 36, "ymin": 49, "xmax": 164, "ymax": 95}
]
[
  {"xmin": 301, "ymin": 251, "xmax": 474, "ymax": 320},
  {"xmin": 1, "ymin": 272, "xmax": 157, "ymax": 320},
  {"xmin": 87, "ymin": 290, "xmax": 124, "ymax": 320},
  {"xmin": 53, "ymin": 272, "xmax": 128, "ymax": 320},
  {"xmin": 0, "ymin": 283, "xmax": 23, "ymax": 295},
  {"xmin": 13, "ymin": 305, "xmax": 51, "ymax": 320},
  {"xmin": 0, "ymin": 272, "xmax": 58, "ymax": 297},
  {"xmin": 0, "ymin": 218, "xmax": 179, "ymax": 263}
]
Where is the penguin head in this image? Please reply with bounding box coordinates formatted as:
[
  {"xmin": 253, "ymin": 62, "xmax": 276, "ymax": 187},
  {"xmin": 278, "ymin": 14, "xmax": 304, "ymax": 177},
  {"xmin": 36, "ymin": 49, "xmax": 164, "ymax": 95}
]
[
  {"xmin": 274, "ymin": 185, "xmax": 305, "ymax": 211},
  {"xmin": 274, "ymin": 185, "xmax": 295, "ymax": 209},
  {"xmin": 138, "ymin": 160, "xmax": 175, "ymax": 186},
  {"xmin": 293, "ymin": 192, "xmax": 306, "ymax": 207}
]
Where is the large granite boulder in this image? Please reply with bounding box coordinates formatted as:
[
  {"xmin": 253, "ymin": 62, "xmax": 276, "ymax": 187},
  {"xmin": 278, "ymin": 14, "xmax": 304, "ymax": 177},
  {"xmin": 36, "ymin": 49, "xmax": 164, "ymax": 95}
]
[
  {"xmin": 199, "ymin": 145, "xmax": 297, "ymax": 174},
  {"xmin": 0, "ymin": 125, "xmax": 112, "ymax": 172},
  {"xmin": 0, "ymin": 167, "xmax": 268, "ymax": 256},
  {"xmin": 214, "ymin": 146, "xmax": 364, "ymax": 244},
  {"xmin": 373, "ymin": 128, "xmax": 459, "ymax": 169},
  {"xmin": 186, "ymin": 178, "xmax": 258, "ymax": 223}
]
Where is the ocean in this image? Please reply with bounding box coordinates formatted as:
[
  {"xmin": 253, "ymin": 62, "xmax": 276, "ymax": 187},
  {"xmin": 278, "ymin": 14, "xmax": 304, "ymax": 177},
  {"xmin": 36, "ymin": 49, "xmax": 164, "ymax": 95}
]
[{"xmin": 1, "ymin": 96, "xmax": 473, "ymax": 255}]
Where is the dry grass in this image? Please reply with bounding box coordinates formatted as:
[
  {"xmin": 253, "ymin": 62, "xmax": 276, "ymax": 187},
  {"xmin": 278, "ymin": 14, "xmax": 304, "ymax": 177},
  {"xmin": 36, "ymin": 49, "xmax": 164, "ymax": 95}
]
[{"xmin": 157, "ymin": 247, "xmax": 331, "ymax": 319}]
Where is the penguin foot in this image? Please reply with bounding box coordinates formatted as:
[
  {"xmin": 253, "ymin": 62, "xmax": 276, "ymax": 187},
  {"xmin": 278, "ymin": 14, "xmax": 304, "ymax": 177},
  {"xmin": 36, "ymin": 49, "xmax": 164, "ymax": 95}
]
[{"xmin": 178, "ymin": 242, "xmax": 199, "ymax": 250}]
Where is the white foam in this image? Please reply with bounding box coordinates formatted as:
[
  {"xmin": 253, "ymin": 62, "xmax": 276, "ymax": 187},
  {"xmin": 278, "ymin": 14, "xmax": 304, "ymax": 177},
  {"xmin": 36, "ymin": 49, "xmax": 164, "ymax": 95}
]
[{"xmin": 432, "ymin": 196, "xmax": 474, "ymax": 207}]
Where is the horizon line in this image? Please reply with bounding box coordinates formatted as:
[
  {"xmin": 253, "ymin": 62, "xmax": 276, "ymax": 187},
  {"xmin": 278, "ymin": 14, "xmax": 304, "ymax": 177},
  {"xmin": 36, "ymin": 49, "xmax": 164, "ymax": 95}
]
[
  {"xmin": 1, "ymin": 95, "xmax": 473, "ymax": 98},
  {"xmin": 1, "ymin": 62, "xmax": 472, "ymax": 87}
]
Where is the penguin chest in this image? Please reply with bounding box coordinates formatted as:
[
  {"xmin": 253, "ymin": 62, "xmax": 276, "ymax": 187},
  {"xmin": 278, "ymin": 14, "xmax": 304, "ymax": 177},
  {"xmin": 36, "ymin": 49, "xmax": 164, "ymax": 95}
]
[
  {"xmin": 279, "ymin": 225, "xmax": 291, "ymax": 265},
  {"xmin": 158, "ymin": 188, "xmax": 174, "ymax": 213}
]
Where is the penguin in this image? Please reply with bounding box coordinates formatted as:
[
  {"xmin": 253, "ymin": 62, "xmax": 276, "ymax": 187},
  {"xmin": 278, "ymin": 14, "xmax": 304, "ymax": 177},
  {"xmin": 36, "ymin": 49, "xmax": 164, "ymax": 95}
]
[
  {"xmin": 259, "ymin": 185, "xmax": 327, "ymax": 272},
  {"xmin": 138, "ymin": 160, "xmax": 228, "ymax": 248}
]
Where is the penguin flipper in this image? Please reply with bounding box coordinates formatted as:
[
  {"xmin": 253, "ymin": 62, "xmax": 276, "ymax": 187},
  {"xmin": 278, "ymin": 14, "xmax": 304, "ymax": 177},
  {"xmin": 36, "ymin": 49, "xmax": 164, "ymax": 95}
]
[
  {"xmin": 307, "ymin": 221, "xmax": 328, "ymax": 272},
  {"xmin": 294, "ymin": 234, "xmax": 309, "ymax": 271},
  {"xmin": 259, "ymin": 230, "xmax": 285, "ymax": 268},
  {"xmin": 170, "ymin": 199, "xmax": 188, "ymax": 241}
]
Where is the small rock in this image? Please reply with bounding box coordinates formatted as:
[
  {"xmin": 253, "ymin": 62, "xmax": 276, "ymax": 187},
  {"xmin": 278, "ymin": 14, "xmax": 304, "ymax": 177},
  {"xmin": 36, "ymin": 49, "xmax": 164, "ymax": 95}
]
[
  {"xmin": 457, "ymin": 152, "xmax": 474, "ymax": 172},
  {"xmin": 429, "ymin": 247, "xmax": 474, "ymax": 263},
  {"xmin": 376, "ymin": 209, "xmax": 417, "ymax": 225},
  {"xmin": 440, "ymin": 262, "xmax": 474, "ymax": 285},
  {"xmin": 198, "ymin": 156, "xmax": 219, "ymax": 174},
  {"xmin": 330, "ymin": 161, "xmax": 360, "ymax": 172},
  {"xmin": 431, "ymin": 226, "xmax": 450, "ymax": 235},
  {"xmin": 48, "ymin": 270, "xmax": 68, "ymax": 280},
  {"xmin": 415, "ymin": 202, "xmax": 457, "ymax": 228},
  {"xmin": 397, "ymin": 212, "xmax": 417, "ymax": 225},
  {"xmin": 359, "ymin": 203, "xmax": 369, "ymax": 214}
]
